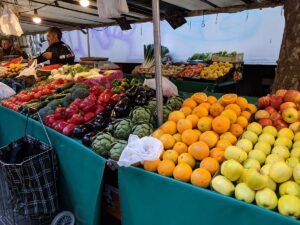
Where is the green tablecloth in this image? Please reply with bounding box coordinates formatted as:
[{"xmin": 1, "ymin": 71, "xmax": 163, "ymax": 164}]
[
  {"xmin": 0, "ymin": 106, "xmax": 105, "ymax": 225},
  {"xmin": 118, "ymin": 166, "xmax": 300, "ymax": 225}
]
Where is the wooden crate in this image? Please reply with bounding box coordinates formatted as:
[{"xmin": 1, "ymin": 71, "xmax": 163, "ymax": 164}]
[{"xmin": 212, "ymin": 53, "xmax": 244, "ymax": 63}]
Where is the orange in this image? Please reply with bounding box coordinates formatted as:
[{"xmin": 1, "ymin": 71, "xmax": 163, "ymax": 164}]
[
  {"xmin": 200, "ymin": 157, "xmax": 220, "ymax": 175},
  {"xmin": 173, "ymin": 133, "xmax": 182, "ymax": 142},
  {"xmin": 178, "ymin": 153, "xmax": 196, "ymax": 168},
  {"xmin": 216, "ymin": 139, "xmax": 231, "ymax": 150},
  {"xmin": 220, "ymin": 132, "xmax": 237, "ymax": 144},
  {"xmin": 179, "ymin": 107, "xmax": 192, "ymax": 117},
  {"xmin": 192, "ymin": 106, "xmax": 208, "ymax": 118},
  {"xmin": 181, "ymin": 129, "xmax": 199, "ymax": 146},
  {"xmin": 207, "ymin": 96, "xmax": 217, "ymax": 105},
  {"xmin": 209, "ymin": 102, "xmax": 224, "ymax": 117},
  {"xmin": 173, "ymin": 142, "xmax": 188, "ymax": 155},
  {"xmin": 188, "ymin": 141, "xmax": 209, "ymax": 160},
  {"xmin": 199, "ymin": 102, "xmax": 211, "ymax": 110},
  {"xmin": 173, "ymin": 163, "xmax": 193, "ymax": 182},
  {"xmin": 191, "ymin": 168, "xmax": 212, "ymax": 188},
  {"xmin": 230, "ymin": 123, "xmax": 244, "ymax": 137},
  {"xmin": 212, "ymin": 116, "xmax": 231, "ymax": 134},
  {"xmin": 220, "ymin": 93, "xmax": 238, "ymax": 105},
  {"xmin": 197, "ymin": 116, "xmax": 213, "ymax": 132},
  {"xmin": 186, "ymin": 114, "xmax": 199, "ymax": 128},
  {"xmin": 161, "ymin": 121, "xmax": 177, "ymax": 135},
  {"xmin": 144, "ymin": 159, "xmax": 160, "ymax": 172},
  {"xmin": 193, "ymin": 129, "xmax": 202, "ymax": 138},
  {"xmin": 236, "ymin": 116, "xmax": 248, "ymax": 128},
  {"xmin": 191, "ymin": 92, "xmax": 207, "ymax": 104},
  {"xmin": 152, "ymin": 129, "xmax": 164, "ymax": 139},
  {"xmin": 221, "ymin": 109, "xmax": 237, "ymax": 124},
  {"xmin": 246, "ymin": 103, "xmax": 257, "ymax": 114},
  {"xmin": 225, "ymin": 104, "xmax": 241, "ymax": 116},
  {"xmin": 241, "ymin": 111, "xmax": 252, "ymax": 120},
  {"xmin": 160, "ymin": 134, "xmax": 176, "ymax": 149},
  {"xmin": 183, "ymin": 98, "xmax": 197, "ymax": 109},
  {"xmin": 210, "ymin": 148, "xmax": 225, "ymax": 163},
  {"xmin": 168, "ymin": 111, "xmax": 185, "ymax": 123},
  {"xmin": 177, "ymin": 119, "xmax": 193, "ymax": 134},
  {"xmin": 236, "ymin": 97, "xmax": 248, "ymax": 111},
  {"xmin": 157, "ymin": 160, "xmax": 175, "ymax": 177},
  {"xmin": 163, "ymin": 150, "xmax": 179, "ymax": 163},
  {"xmin": 200, "ymin": 131, "xmax": 219, "ymax": 148}
]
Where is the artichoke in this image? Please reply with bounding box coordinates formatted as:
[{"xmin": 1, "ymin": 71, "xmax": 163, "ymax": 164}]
[
  {"xmin": 111, "ymin": 119, "xmax": 133, "ymax": 140},
  {"xmin": 156, "ymin": 105, "xmax": 172, "ymax": 122},
  {"xmin": 91, "ymin": 132, "xmax": 115, "ymax": 156},
  {"xmin": 109, "ymin": 140, "xmax": 128, "ymax": 161},
  {"xmin": 132, "ymin": 123, "xmax": 153, "ymax": 138},
  {"xmin": 129, "ymin": 106, "xmax": 152, "ymax": 124},
  {"xmin": 147, "ymin": 98, "xmax": 157, "ymax": 114},
  {"xmin": 167, "ymin": 96, "xmax": 184, "ymax": 111}
]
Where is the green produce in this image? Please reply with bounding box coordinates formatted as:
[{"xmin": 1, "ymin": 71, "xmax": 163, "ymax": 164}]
[
  {"xmin": 147, "ymin": 98, "xmax": 157, "ymax": 114},
  {"xmin": 111, "ymin": 119, "xmax": 133, "ymax": 140},
  {"xmin": 142, "ymin": 44, "xmax": 169, "ymax": 68},
  {"xmin": 188, "ymin": 52, "xmax": 212, "ymax": 61},
  {"xmin": 132, "ymin": 123, "xmax": 153, "ymax": 138},
  {"xmin": 129, "ymin": 106, "xmax": 152, "ymax": 124},
  {"xmin": 70, "ymin": 83, "xmax": 90, "ymax": 92},
  {"xmin": 55, "ymin": 82, "xmax": 74, "ymax": 93},
  {"xmin": 167, "ymin": 96, "xmax": 184, "ymax": 111},
  {"xmin": 92, "ymin": 132, "xmax": 115, "ymax": 156},
  {"xmin": 61, "ymin": 94, "xmax": 73, "ymax": 107},
  {"xmin": 162, "ymin": 105, "xmax": 172, "ymax": 122},
  {"xmin": 130, "ymin": 78, "xmax": 142, "ymax": 86},
  {"xmin": 109, "ymin": 140, "xmax": 128, "ymax": 161},
  {"xmin": 47, "ymin": 99, "xmax": 63, "ymax": 110},
  {"xmin": 71, "ymin": 88, "xmax": 90, "ymax": 100}
]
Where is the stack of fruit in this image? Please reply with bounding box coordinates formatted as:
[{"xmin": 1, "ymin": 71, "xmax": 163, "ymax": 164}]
[
  {"xmin": 145, "ymin": 93, "xmax": 256, "ymax": 188},
  {"xmin": 255, "ymin": 89, "xmax": 300, "ymax": 131},
  {"xmin": 212, "ymin": 122, "xmax": 300, "ymax": 219},
  {"xmin": 200, "ymin": 62, "xmax": 232, "ymax": 79}
]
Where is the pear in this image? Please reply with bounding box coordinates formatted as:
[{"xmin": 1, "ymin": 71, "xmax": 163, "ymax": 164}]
[
  {"xmin": 248, "ymin": 149, "xmax": 266, "ymax": 165},
  {"xmin": 265, "ymin": 154, "xmax": 284, "ymax": 165},
  {"xmin": 266, "ymin": 177, "xmax": 277, "ymax": 191},
  {"xmin": 261, "ymin": 164, "xmax": 271, "ymax": 175},
  {"xmin": 247, "ymin": 122, "xmax": 262, "ymax": 135},
  {"xmin": 286, "ymin": 157, "xmax": 299, "ymax": 168},
  {"xmin": 269, "ymin": 161, "xmax": 292, "ymax": 183},
  {"xmin": 224, "ymin": 146, "xmax": 247, "ymax": 163},
  {"xmin": 291, "ymin": 147, "xmax": 300, "ymax": 159},
  {"xmin": 244, "ymin": 168, "xmax": 268, "ymax": 191},
  {"xmin": 212, "ymin": 175, "xmax": 235, "ymax": 196},
  {"xmin": 237, "ymin": 169, "xmax": 248, "ymax": 184},
  {"xmin": 258, "ymin": 133, "xmax": 275, "ymax": 146},
  {"xmin": 263, "ymin": 126, "xmax": 277, "ymax": 137},
  {"xmin": 221, "ymin": 159, "xmax": 244, "ymax": 181},
  {"xmin": 243, "ymin": 158, "xmax": 261, "ymax": 170},
  {"xmin": 278, "ymin": 195, "xmax": 300, "ymax": 218},
  {"xmin": 279, "ymin": 181, "xmax": 300, "ymax": 198},
  {"xmin": 236, "ymin": 139, "xmax": 253, "ymax": 153},
  {"xmin": 254, "ymin": 141, "xmax": 271, "ymax": 155},
  {"xmin": 255, "ymin": 188, "xmax": 278, "ymax": 210},
  {"xmin": 274, "ymin": 137, "xmax": 293, "ymax": 149},
  {"xmin": 235, "ymin": 183, "xmax": 255, "ymax": 203},
  {"xmin": 242, "ymin": 131, "xmax": 258, "ymax": 144},
  {"xmin": 271, "ymin": 146, "xmax": 290, "ymax": 159},
  {"xmin": 293, "ymin": 164, "xmax": 300, "ymax": 184}
]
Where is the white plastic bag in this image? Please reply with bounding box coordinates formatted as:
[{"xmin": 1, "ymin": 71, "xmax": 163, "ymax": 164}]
[
  {"xmin": 144, "ymin": 77, "xmax": 178, "ymax": 97},
  {"xmin": 97, "ymin": 0, "xmax": 129, "ymax": 19},
  {"xmin": 0, "ymin": 82, "xmax": 16, "ymax": 99},
  {"xmin": 17, "ymin": 60, "xmax": 37, "ymax": 80},
  {"xmin": 0, "ymin": 5, "xmax": 23, "ymax": 36},
  {"xmin": 118, "ymin": 135, "xmax": 163, "ymax": 167}
]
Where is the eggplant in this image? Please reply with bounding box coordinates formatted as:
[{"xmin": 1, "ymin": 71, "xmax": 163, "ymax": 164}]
[
  {"xmin": 92, "ymin": 118, "xmax": 108, "ymax": 130},
  {"xmin": 82, "ymin": 131, "xmax": 97, "ymax": 147},
  {"xmin": 96, "ymin": 112, "xmax": 110, "ymax": 120},
  {"xmin": 126, "ymin": 86, "xmax": 138, "ymax": 99},
  {"xmin": 73, "ymin": 124, "xmax": 92, "ymax": 138},
  {"xmin": 112, "ymin": 97, "xmax": 131, "ymax": 118},
  {"xmin": 145, "ymin": 86, "xmax": 156, "ymax": 99},
  {"xmin": 135, "ymin": 94, "xmax": 147, "ymax": 106},
  {"xmin": 105, "ymin": 104, "xmax": 115, "ymax": 112}
]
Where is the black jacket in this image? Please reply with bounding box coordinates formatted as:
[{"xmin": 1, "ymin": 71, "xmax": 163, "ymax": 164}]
[
  {"xmin": 36, "ymin": 41, "xmax": 75, "ymax": 65},
  {"xmin": 2, "ymin": 46, "xmax": 28, "ymax": 59}
]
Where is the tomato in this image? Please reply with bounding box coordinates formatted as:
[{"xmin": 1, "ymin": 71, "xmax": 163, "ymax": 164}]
[
  {"xmin": 19, "ymin": 95, "xmax": 31, "ymax": 102},
  {"xmin": 34, "ymin": 91, "xmax": 42, "ymax": 99},
  {"xmin": 42, "ymin": 88, "xmax": 51, "ymax": 96}
]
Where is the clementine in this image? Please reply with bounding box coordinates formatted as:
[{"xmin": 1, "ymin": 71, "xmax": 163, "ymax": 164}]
[
  {"xmin": 157, "ymin": 160, "xmax": 175, "ymax": 177},
  {"xmin": 236, "ymin": 97, "xmax": 248, "ymax": 111},
  {"xmin": 179, "ymin": 107, "xmax": 192, "ymax": 117},
  {"xmin": 173, "ymin": 163, "xmax": 193, "ymax": 182},
  {"xmin": 191, "ymin": 92, "xmax": 207, "ymax": 104},
  {"xmin": 220, "ymin": 132, "xmax": 237, "ymax": 144},
  {"xmin": 144, "ymin": 159, "xmax": 160, "ymax": 172},
  {"xmin": 173, "ymin": 142, "xmax": 188, "ymax": 155},
  {"xmin": 246, "ymin": 103, "xmax": 257, "ymax": 114},
  {"xmin": 221, "ymin": 109, "xmax": 237, "ymax": 124},
  {"xmin": 220, "ymin": 93, "xmax": 238, "ymax": 105},
  {"xmin": 163, "ymin": 150, "xmax": 179, "ymax": 163},
  {"xmin": 209, "ymin": 102, "xmax": 225, "ymax": 117},
  {"xmin": 186, "ymin": 114, "xmax": 199, "ymax": 128},
  {"xmin": 241, "ymin": 111, "xmax": 252, "ymax": 120},
  {"xmin": 199, "ymin": 131, "xmax": 219, "ymax": 148},
  {"xmin": 173, "ymin": 133, "xmax": 182, "ymax": 142},
  {"xmin": 210, "ymin": 148, "xmax": 225, "ymax": 163},
  {"xmin": 168, "ymin": 111, "xmax": 185, "ymax": 123},
  {"xmin": 236, "ymin": 116, "xmax": 249, "ymax": 128},
  {"xmin": 216, "ymin": 139, "xmax": 231, "ymax": 150},
  {"xmin": 181, "ymin": 129, "xmax": 199, "ymax": 146},
  {"xmin": 225, "ymin": 104, "xmax": 241, "ymax": 116},
  {"xmin": 199, "ymin": 102, "xmax": 211, "ymax": 110},
  {"xmin": 197, "ymin": 116, "xmax": 213, "ymax": 132},
  {"xmin": 159, "ymin": 134, "xmax": 176, "ymax": 149},
  {"xmin": 212, "ymin": 116, "xmax": 231, "ymax": 134},
  {"xmin": 178, "ymin": 153, "xmax": 196, "ymax": 168},
  {"xmin": 192, "ymin": 106, "xmax": 209, "ymax": 118},
  {"xmin": 191, "ymin": 168, "xmax": 212, "ymax": 188},
  {"xmin": 160, "ymin": 121, "xmax": 177, "ymax": 135},
  {"xmin": 207, "ymin": 96, "xmax": 218, "ymax": 105},
  {"xmin": 152, "ymin": 129, "xmax": 164, "ymax": 139},
  {"xmin": 229, "ymin": 123, "xmax": 244, "ymax": 137},
  {"xmin": 183, "ymin": 98, "xmax": 197, "ymax": 109},
  {"xmin": 177, "ymin": 119, "xmax": 193, "ymax": 134},
  {"xmin": 188, "ymin": 141, "xmax": 209, "ymax": 160},
  {"xmin": 200, "ymin": 157, "xmax": 220, "ymax": 175}
]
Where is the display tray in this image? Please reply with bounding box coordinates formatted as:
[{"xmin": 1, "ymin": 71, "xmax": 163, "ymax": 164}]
[{"xmin": 80, "ymin": 57, "xmax": 109, "ymax": 61}]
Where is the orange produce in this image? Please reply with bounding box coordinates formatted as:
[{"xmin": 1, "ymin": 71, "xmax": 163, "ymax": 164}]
[
  {"xmin": 220, "ymin": 93, "xmax": 238, "ymax": 105},
  {"xmin": 168, "ymin": 111, "xmax": 185, "ymax": 123},
  {"xmin": 173, "ymin": 133, "xmax": 182, "ymax": 142},
  {"xmin": 246, "ymin": 103, "xmax": 257, "ymax": 114},
  {"xmin": 241, "ymin": 111, "xmax": 252, "ymax": 120},
  {"xmin": 178, "ymin": 153, "xmax": 196, "ymax": 168},
  {"xmin": 152, "ymin": 129, "xmax": 164, "ymax": 139},
  {"xmin": 160, "ymin": 134, "xmax": 176, "ymax": 149},
  {"xmin": 220, "ymin": 132, "xmax": 237, "ymax": 144},
  {"xmin": 192, "ymin": 92, "xmax": 207, "ymax": 104},
  {"xmin": 180, "ymin": 107, "xmax": 192, "ymax": 116},
  {"xmin": 236, "ymin": 97, "xmax": 248, "ymax": 111},
  {"xmin": 236, "ymin": 116, "xmax": 248, "ymax": 128},
  {"xmin": 212, "ymin": 116, "xmax": 231, "ymax": 134},
  {"xmin": 191, "ymin": 168, "xmax": 212, "ymax": 188},
  {"xmin": 199, "ymin": 131, "xmax": 219, "ymax": 148},
  {"xmin": 173, "ymin": 142, "xmax": 188, "ymax": 155},
  {"xmin": 225, "ymin": 104, "xmax": 241, "ymax": 116},
  {"xmin": 199, "ymin": 102, "xmax": 211, "ymax": 110},
  {"xmin": 216, "ymin": 139, "xmax": 231, "ymax": 150},
  {"xmin": 177, "ymin": 119, "xmax": 193, "ymax": 133},
  {"xmin": 209, "ymin": 102, "xmax": 224, "ymax": 117},
  {"xmin": 197, "ymin": 116, "xmax": 212, "ymax": 132},
  {"xmin": 173, "ymin": 163, "xmax": 193, "ymax": 182},
  {"xmin": 193, "ymin": 129, "xmax": 202, "ymax": 138},
  {"xmin": 229, "ymin": 124, "xmax": 244, "ymax": 137},
  {"xmin": 210, "ymin": 148, "xmax": 225, "ymax": 163},
  {"xmin": 144, "ymin": 159, "xmax": 160, "ymax": 172},
  {"xmin": 181, "ymin": 129, "xmax": 199, "ymax": 146},
  {"xmin": 157, "ymin": 160, "xmax": 175, "ymax": 177},
  {"xmin": 163, "ymin": 150, "xmax": 179, "ymax": 163},
  {"xmin": 207, "ymin": 96, "xmax": 217, "ymax": 105},
  {"xmin": 192, "ymin": 106, "xmax": 209, "ymax": 118},
  {"xmin": 186, "ymin": 114, "xmax": 199, "ymax": 128},
  {"xmin": 200, "ymin": 157, "xmax": 220, "ymax": 175},
  {"xmin": 161, "ymin": 121, "xmax": 177, "ymax": 135},
  {"xmin": 221, "ymin": 109, "xmax": 237, "ymax": 124},
  {"xmin": 183, "ymin": 98, "xmax": 197, "ymax": 109},
  {"xmin": 188, "ymin": 141, "xmax": 209, "ymax": 160}
]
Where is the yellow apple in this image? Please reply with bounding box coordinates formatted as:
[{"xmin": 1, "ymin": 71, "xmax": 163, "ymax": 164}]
[
  {"xmin": 269, "ymin": 161, "xmax": 293, "ymax": 183},
  {"xmin": 278, "ymin": 128, "xmax": 294, "ymax": 140},
  {"xmin": 254, "ymin": 141, "xmax": 271, "ymax": 155},
  {"xmin": 274, "ymin": 137, "xmax": 293, "ymax": 149},
  {"xmin": 272, "ymin": 146, "xmax": 290, "ymax": 159},
  {"xmin": 247, "ymin": 122, "xmax": 263, "ymax": 135},
  {"xmin": 263, "ymin": 125, "xmax": 277, "ymax": 137}
]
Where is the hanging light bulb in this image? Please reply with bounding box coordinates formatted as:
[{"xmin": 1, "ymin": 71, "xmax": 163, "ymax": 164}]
[
  {"xmin": 79, "ymin": 0, "xmax": 90, "ymax": 7},
  {"xmin": 32, "ymin": 9, "xmax": 42, "ymax": 24}
]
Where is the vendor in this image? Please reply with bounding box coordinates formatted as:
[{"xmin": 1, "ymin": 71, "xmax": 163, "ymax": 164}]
[
  {"xmin": 36, "ymin": 27, "xmax": 75, "ymax": 65},
  {"xmin": 1, "ymin": 38, "xmax": 28, "ymax": 59}
]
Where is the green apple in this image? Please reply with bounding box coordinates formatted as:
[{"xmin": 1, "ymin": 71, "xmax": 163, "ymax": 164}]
[
  {"xmin": 293, "ymin": 164, "xmax": 300, "ymax": 184},
  {"xmin": 212, "ymin": 175, "xmax": 235, "ymax": 196},
  {"xmin": 242, "ymin": 131, "xmax": 258, "ymax": 145},
  {"xmin": 291, "ymin": 147, "xmax": 300, "ymax": 159},
  {"xmin": 243, "ymin": 158, "xmax": 261, "ymax": 170},
  {"xmin": 244, "ymin": 168, "xmax": 268, "ymax": 190},
  {"xmin": 278, "ymin": 195, "xmax": 300, "ymax": 218},
  {"xmin": 236, "ymin": 139, "xmax": 253, "ymax": 153},
  {"xmin": 294, "ymin": 132, "xmax": 300, "ymax": 142},
  {"xmin": 258, "ymin": 133, "xmax": 275, "ymax": 146},
  {"xmin": 235, "ymin": 183, "xmax": 255, "ymax": 203},
  {"xmin": 269, "ymin": 161, "xmax": 293, "ymax": 183},
  {"xmin": 221, "ymin": 159, "xmax": 244, "ymax": 181},
  {"xmin": 265, "ymin": 154, "xmax": 284, "ymax": 165},
  {"xmin": 274, "ymin": 137, "xmax": 293, "ymax": 149},
  {"xmin": 237, "ymin": 169, "xmax": 248, "ymax": 183},
  {"xmin": 271, "ymin": 146, "xmax": 290, "ymax": 159},
  {"xmin": 224, "ymin": 146, "xmax": 247, "ymax": 163},
  {"xmin": 247, "ymin": 122, "xmax": 262, "ymax": 135},
  {"xmin": 248, "ymin": 149, "xmax": 266, "ymax": 165},
  {"xmin": 266, "ymin": 176, "xmax": 277, "ymax": 191},
  {"xmin": 293, "ymin": 141, "xmax": 300, "ymax": 149},
  {"xmin": 254, "ymin": 141, "xmax": 271, "ymax": 155},
  {"xmin": 278, "ymin": 128, "xmax": 294, "ymax": 140},
  {"xmin": 279, "ymin": 181, "xmax": 300, "ymax": 198},
  {"xmin": 263, "ymin": 125, "xmax": 278, "ymax": 137},
  {"xmin": 286, "ymin": 157, "xmax": 299, "ymax": 168},
  {"xmin": 255, "ymin": 188, "xmax": 278, "ymax": 210},
  {"xmin": 261, "ymin": 164, "xmax": 272, "ymax": 175}
]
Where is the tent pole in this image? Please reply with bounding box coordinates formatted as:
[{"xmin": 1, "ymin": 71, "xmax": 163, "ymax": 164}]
[
  {"xmin": 87, "ymin": 29, "xmax": 91, "ymax": 57},
  {"xmin": 152, "ymin": 0, "xmax": 163, "ymax": 126}
]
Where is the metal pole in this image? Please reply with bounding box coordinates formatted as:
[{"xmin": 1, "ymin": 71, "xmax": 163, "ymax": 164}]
[
  {"xmin": 152, "ymin": 0, "xmax": 163, "ymax": 126},
  {"xmin": 87, "ymin": 29, "xmax": 91, "ymax": 57}
]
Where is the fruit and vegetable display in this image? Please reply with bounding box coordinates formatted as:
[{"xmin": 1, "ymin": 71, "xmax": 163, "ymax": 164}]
[
  {"xmin": 214, "ymin": 51, "xmax": 238, "ymax": 57},
  {"xmin": 200, "ymin": 62, "xmax": 233, "ymax": 79},
  {"xmin": 0, "ymin": 63, "xmax": 26, "ymax": 78},
  {"xmin": 179, "ymin": 64, "xmax": 206, "ymax": 78},
  {"xmin": 255, "ymin": 89, "xmax": 300, "ymax": 131},
  {"xmin": 188, "ymin": 53, "xmax": 213, "ymax": 62},
  {"xmin": 136, "ymin": 64, "xmax": 185, "ymax": 77},
  {"xmin": 141, "ymin": 44, "xmax": 170, "ymax": 69},
  {"xmin": 1, "ymin": 56, "xmax": 23, "ymax": 67}
]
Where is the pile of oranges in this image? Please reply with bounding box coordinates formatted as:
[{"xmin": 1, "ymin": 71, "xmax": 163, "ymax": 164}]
[{"xmin": 146, "ymin": 92, "xmax": 257, "ymax": 188}]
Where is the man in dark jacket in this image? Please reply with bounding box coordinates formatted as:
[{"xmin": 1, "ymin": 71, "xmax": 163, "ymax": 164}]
[{"xmin": 36, "ymin": 27, "xmax": 75, "ymax": 65}]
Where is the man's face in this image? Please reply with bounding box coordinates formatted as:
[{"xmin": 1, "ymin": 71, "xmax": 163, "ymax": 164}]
[
  {"xmin": 1, "ymin": 40, "xmax": 10, "ymax": 50},
  {"xmin": 47, "ymin": 32, "xmax": 58, "ymax": 45}
]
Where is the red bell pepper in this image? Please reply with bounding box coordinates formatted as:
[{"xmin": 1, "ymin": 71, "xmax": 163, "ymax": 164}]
[
  {"xmin": 110, "ymin": 93, "xmax": 125, "ymax": 103},
  {"xmin": 54, "ymin": 107, "xmax": 66, "ymax": 119},
  {"xmin": 98, "ymin": 89, "xmax": 113, "ymax": 103},
  {"xmin": 65, "ymin": 105, "xmax": 79, "ymax": 119},
  {"xmin": 84, "ymin": 112, "xmax": 96, "ymax": 123},
  {"xmin": 62, "ymin": 123, "xmax": 76, "ymax": 136},
  {"xmin": 45, "ymin": 115, "xmax": 56, "ymax": 126},
  {"xmin": 71, "ymin": 98, "xmax": 83, "ymax": 107},
  {"xmin": 68, "ymin": 113, "xmax": 84, "ymax": 125},
  {"xmin": 95, "ymin": 105, "xmax": 105, "ymax": 114},
  {"xmin": 90, "ymin": 85, "xmax": 102, "ymax": 96}
]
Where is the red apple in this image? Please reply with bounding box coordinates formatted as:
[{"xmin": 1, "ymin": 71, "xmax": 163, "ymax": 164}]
[
  {"xmin": 274, "ymin": 119, "xmax": 288, "ymax": 130},
  {"xmin": 282, "ymin": 107, "xmax": 299, "ymax": 123},
  {"xmin": 265, "ymin": 106, "xmax": 276, "ymax": 115},
  {"xmin": 259, "ymin": 118, "xmax": 273, "ymax": 127},
  {"xmin": 255, "ymin": 110, "xmax": 270, "ymax": 120},
  {"xmin": 270, "ymin": 95, "xmax": 284, "ymax": 110},
  {"xmin": 284, "ymin": 90, "xmax": 300, "ymax": 104},
  {"xmin": 270, "ymin": 112, "xmax": 282, "ymax": 122},
  {"xmin": 276, "ymin": 89, "xmax": 287, "ymax": 98},
  {"xmin": 289, "ymin": 122, "xmax": 300, "ymax": 133},
  {"xmin": 280, "ymin": 102, "xmax": 297, "ymax": 112},
  {"xmin": 257, "ymin": 96, "xmax": 270, "ymax": 109}
]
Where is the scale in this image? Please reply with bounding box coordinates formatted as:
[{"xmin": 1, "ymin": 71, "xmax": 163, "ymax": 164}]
[{"xmin": 79, "ymin": 57, "xmax": 120, "ymax": 70}]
